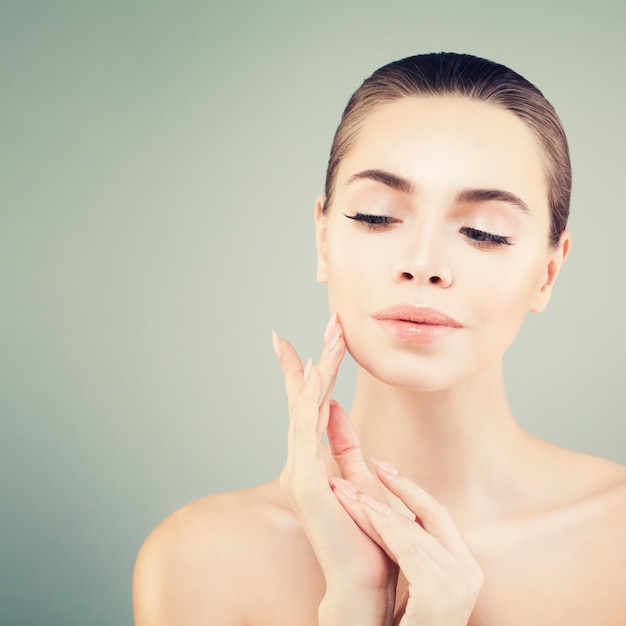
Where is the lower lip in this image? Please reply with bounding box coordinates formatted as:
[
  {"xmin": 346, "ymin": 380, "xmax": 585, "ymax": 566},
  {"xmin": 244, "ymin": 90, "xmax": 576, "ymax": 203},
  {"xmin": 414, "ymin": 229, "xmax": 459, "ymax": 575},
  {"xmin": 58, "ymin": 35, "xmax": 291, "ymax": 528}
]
[{"xmin": 374, "ymin": 319, "xmax": 461, "ymax": 345}]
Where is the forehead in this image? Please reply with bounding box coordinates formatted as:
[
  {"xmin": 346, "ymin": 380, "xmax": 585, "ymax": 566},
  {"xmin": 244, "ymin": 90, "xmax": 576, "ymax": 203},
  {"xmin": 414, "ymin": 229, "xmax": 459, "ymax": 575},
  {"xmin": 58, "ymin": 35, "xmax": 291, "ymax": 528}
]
[{"xmin": 337, "ymin": 96, "xmax": 548, "ymax": 210}]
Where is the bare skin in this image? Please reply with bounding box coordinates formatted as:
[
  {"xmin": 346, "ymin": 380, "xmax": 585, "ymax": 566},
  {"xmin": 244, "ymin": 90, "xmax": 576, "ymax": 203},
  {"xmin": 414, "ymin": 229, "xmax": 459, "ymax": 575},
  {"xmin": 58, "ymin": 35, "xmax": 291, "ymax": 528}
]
[
  {"xmin": 133, "ymin": 445, "xmax": 626, "ymax": 625},
  {"xmin": 133, "ymin": 97, "xmax": 626, "ymax": 624}
]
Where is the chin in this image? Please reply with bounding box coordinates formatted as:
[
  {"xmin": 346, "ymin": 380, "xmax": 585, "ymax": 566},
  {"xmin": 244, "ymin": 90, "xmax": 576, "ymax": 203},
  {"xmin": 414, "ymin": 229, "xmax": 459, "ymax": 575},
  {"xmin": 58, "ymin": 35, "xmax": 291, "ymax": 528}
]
[
  {"xmin": 344, "ymin": 325, "xmax": 508, "ymax": 393},
  {"xmin": 345, "ymin": 339, "xmax": 471, "ymax": 393},
  {"xmin": 368, "ymin": 363, "xmax": 469, "ymax": 393}
]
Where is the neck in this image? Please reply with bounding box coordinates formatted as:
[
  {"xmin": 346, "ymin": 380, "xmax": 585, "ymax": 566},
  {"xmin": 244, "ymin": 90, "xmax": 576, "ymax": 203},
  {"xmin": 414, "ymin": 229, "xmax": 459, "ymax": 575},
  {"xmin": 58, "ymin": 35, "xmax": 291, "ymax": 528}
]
[{"xmin": 350, "ymin": 361, "xmax": 532, "ymax": 520}]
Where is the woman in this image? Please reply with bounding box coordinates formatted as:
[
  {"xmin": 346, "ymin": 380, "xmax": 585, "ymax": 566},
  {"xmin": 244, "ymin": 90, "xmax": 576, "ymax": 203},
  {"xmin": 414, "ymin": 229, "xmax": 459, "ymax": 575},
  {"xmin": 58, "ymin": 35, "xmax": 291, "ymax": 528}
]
[{"xmin": 133, "ymin": 53, "xmax": 626, "ymax": 625}]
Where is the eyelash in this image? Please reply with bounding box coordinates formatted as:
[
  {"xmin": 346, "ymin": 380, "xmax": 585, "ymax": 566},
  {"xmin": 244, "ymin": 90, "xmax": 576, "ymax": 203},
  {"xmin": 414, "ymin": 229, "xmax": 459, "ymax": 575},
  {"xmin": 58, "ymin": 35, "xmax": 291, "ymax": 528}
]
[
  {"xmin": 344, "ymin": 213, "xmax": 399, "ymax": 230},
  {"xmin": 344, "ymin": 213, "xmax": 512, "ymax": 247},
  {"xmin": 460, "ymin": 227, "xmax": 512, "ymax": 248}
]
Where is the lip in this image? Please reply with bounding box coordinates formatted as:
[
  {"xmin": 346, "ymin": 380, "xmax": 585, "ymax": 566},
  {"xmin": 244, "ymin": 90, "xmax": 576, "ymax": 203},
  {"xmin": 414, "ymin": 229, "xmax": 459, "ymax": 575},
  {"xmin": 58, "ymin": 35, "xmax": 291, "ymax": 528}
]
[{"xmin": 372, "ymin": 305, "xmax": 463, "ymax": 345}]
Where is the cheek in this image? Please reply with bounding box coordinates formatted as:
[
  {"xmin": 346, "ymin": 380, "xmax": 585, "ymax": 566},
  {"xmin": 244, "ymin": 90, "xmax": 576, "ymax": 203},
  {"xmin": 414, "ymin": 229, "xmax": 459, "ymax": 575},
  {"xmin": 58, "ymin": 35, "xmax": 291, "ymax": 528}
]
[
  {"xmin": 325, "ymin": 231, "xmax": 391, "ymax": 309},
  {"xmin": 500, "ymin": 254, "xmax": 547, "ymax": 305},
  {"xmin": 464, "ymin": 252, "xmax": 547, "ymax": 346}
]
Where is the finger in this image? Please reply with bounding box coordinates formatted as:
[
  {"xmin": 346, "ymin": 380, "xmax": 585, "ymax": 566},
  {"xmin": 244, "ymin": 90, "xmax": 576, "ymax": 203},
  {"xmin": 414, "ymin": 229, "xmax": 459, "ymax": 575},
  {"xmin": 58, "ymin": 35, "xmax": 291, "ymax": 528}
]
[
  {"xmin": 274, "ymin": 321, "xmax": 344, "ymax": 493},
  {"xmin": 359, "ymin": 496, "xmax": 483, "ymax": 624},
  {"xmin": 289, "ymin": 362, "xmax": 326, "ymax": 458},
  {"xmin": 273, "ymin": 319, "xmax": 344, "ymax": 421},
  {"xmin": 330, "ymin": 476, "xmax": 389, "ymax": 547},
  {"xmin": 276, "ymin": 331, "xmax": 339, "ymax": 454},
  {"xmin": 315, "ymin": 339, "xmax": 345, "ymax": 438},
  {"xmin": 315, "ymin": 315, "xmax": 346, "ymax": 417},
  {"xmin": 372, "ymin": 460, "xmax": 475, "ymax": 564},
  {"xmin": 274, "ymin": 330, "xmax": 336, "ymax": 492},
  {"xmin": 358, "ymin": 493, "xmax": 455, "ymax": 574},
  {"xmin": 284, "ymin": 364, "xmax": 328, "ymax": 496},
  {"xmin": 328, "ymin": 402, "xmax": 382, "ymax": 495},
  {"xmin": 330, "ymin": 489, "xmax": 435, "ymax": 574},
  {"xmin": 273, "ymin": 333, "xmax": 306, "ymax": 417}
]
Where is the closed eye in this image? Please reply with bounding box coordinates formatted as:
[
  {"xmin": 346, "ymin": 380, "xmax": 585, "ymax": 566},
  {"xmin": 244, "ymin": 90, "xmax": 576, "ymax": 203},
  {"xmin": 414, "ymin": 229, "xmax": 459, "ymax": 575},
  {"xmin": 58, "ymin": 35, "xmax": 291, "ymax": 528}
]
[
  {"xmin": 344, "ymin": 212, "xmax": 400, "ymax": 231},
  {"xmin": 461, "ymin": 226, "xmax": 512, "ymax": 248}
]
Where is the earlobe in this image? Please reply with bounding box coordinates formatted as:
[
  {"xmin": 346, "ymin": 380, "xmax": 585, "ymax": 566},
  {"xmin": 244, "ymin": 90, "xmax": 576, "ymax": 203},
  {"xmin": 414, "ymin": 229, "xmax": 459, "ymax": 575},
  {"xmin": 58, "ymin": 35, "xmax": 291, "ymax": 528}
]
[
  {"xmin": 315, "ymin": 195, "xmax": 329, "ymax": 283},
  {"xmin": 530, "ymin": 230, "xmax": 571, "ymax": 313}
]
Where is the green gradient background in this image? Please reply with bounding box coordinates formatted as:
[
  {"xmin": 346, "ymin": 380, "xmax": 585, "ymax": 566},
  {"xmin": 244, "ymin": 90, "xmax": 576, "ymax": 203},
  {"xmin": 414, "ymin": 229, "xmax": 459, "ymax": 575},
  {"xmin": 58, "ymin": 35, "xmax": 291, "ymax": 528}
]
[{"xmin": 2, "ymin": 1, "xmax": 625, "ymax": 624}]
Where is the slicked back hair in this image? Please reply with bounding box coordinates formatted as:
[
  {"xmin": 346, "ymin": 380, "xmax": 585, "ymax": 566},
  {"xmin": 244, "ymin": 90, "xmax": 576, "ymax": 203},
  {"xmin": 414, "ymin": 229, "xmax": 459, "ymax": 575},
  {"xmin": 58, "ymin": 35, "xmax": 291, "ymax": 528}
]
[{"xmin": 323, "ymin": 52, "xmax": 570, "ymax": 246}]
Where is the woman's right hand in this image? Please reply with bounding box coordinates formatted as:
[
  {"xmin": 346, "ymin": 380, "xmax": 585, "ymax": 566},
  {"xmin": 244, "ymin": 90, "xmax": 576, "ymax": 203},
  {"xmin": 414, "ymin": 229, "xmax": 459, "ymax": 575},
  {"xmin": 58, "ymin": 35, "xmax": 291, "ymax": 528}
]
[
  {"xmin": 274, "ymin": 315, "xmax": 398, "ymax": 626},
  {"xmin": 333, "ymin": 461, "xmax": 484, "ymax": 626}
]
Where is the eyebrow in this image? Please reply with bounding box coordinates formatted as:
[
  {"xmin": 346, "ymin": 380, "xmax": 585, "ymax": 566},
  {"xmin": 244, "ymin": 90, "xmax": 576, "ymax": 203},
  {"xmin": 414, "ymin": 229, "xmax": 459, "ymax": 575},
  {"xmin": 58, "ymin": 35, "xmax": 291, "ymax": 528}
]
[
  {"xmin": 456, "ymin": 187, "xmax": 530, "ymax": 213},
  {"xmin": 347, "ymin": 169, "xmax": 415, "ymax": 194},
  {"xmin": 347, "ymin": 168, "xmax": 530, "ymax": 213}
]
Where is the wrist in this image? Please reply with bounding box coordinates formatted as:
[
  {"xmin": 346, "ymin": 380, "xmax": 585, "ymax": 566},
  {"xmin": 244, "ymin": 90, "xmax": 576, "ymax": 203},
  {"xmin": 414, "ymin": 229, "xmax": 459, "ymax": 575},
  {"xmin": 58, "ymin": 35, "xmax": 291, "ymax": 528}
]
[{"xmin": 318, "ymin": 585, "xmax": 395, "ymax": 626}]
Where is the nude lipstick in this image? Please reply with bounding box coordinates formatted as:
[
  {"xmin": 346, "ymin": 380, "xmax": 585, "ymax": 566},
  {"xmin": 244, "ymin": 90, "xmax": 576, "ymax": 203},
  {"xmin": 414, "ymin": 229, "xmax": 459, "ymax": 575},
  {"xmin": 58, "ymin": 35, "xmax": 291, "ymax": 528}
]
[{"xmin": 372, "ymin": 305, "xmax": 463, "ymax": 345}]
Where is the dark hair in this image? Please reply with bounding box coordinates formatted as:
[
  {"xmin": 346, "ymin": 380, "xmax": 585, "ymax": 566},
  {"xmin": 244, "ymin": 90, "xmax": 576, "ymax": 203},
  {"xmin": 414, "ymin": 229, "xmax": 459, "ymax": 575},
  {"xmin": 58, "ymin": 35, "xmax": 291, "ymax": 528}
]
[{"xmin": 323, "ymin": 52, "xmax": 570, "ymax": 246}]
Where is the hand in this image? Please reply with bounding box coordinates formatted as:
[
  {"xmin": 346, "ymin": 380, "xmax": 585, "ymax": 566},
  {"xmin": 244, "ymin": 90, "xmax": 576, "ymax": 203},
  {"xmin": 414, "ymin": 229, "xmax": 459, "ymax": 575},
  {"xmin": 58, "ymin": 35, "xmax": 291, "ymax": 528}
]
[
  {"xmin": 273, "ymin": 316, "xmax": 398, "ymax": 625},
  {"xmin": 333, "ymin": 461, "xmax": 484, "ymax": 626}
]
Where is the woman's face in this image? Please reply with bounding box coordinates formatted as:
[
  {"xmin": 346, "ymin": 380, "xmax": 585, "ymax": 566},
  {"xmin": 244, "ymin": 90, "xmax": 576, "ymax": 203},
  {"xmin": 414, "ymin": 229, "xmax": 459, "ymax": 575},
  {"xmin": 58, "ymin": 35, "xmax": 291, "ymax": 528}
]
[{"xmin": 315, "ymin": 96, "xmax": 569, "ymax": 391}]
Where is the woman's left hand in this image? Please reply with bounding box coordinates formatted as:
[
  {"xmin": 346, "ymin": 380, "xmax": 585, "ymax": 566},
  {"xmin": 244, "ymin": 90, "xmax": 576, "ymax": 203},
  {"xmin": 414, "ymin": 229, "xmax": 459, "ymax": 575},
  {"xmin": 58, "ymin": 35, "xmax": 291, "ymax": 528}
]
[
  {"xmin": 332, "ymin": 461, "xmax": 484, "ymax": 626},
  {"xmin": 275, "ymin": 319, "xmax": 399, "ymax": 625}
]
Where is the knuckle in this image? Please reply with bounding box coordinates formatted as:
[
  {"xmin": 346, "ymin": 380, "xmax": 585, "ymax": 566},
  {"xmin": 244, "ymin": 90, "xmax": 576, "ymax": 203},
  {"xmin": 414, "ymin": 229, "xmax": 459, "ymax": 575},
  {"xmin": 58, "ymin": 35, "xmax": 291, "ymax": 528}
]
[
  {"xmin": 292, "ymin": 419, "xmax": 307, "ymax": 436},
  {"xmin": 445, "ymin": 578, "xmax": 474, "ymax": 610},
  {"xmin": 399, "ymin": 535, "xmax": 424, "ymax": 562},
  {"xmin": 449, "ymin": 564, "xmax": 484, "ymax": 606},
  {"xmin": 420, "ymin": 497, "xmax": 447, "ymax": 523}
]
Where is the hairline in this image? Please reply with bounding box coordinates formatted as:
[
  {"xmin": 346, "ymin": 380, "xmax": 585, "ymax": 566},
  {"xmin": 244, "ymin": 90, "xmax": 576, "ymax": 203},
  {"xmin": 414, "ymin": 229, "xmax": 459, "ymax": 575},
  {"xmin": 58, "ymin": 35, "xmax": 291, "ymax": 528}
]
[{"xmin": 324, "ymin": 93, "xmax": 554, "ymax": 226}]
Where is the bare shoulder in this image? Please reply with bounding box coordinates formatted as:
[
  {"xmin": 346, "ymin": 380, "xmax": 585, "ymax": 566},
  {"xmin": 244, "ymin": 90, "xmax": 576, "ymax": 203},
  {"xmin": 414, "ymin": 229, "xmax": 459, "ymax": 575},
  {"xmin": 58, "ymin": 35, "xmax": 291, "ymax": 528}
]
[
  {"xmin": 577, "ymin": 452, "xmax": 626, "ymax": 528},
  {"xmin": 524, "ymin": 435, "xmax": 626, "ymax": 510},
  {"xmin": 133, "ymin": 479, "xmax": 322, "ymax": 626},
  {"xmin": 560, "ymin": 448, "xmax": 626, "ymax": 513},
  {"xmin": 538, "ymin": 443, "xmax": 626, "ymax": 532},
  {"xmin": 546, "ymin": 451, "xmax": 626, "ymax": 618},
  {"xmin": 532, "ymin": 447, "xmax": 626, "ymax": 606},
  {"xmin": 473, "ymin": 448, "xmax": 626, "ymax": 624}
]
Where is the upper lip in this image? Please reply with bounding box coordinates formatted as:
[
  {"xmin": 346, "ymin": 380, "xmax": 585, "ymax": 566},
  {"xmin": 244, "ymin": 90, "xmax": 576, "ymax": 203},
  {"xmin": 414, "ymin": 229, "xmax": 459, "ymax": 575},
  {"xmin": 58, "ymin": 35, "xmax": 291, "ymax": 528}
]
[{"xmin": 372, "ymin": 305, "xmax": 463, "ymax": 327}]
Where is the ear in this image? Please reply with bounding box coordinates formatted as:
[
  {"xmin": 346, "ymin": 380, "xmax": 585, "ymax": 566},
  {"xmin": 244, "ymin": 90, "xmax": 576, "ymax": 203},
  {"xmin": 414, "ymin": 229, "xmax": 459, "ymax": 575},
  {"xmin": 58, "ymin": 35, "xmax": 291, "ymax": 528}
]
[
  {"xmin": 530, "ymin": 230, "xmax": 571, "ymax": 313},
  {"xmin": 315, "ymin": 195, "xmax": 329, "ymax": 283}
]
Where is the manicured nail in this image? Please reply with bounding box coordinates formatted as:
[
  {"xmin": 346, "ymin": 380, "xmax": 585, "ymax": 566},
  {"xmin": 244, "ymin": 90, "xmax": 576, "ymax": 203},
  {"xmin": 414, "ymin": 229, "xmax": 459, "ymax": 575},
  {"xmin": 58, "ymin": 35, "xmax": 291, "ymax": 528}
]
[
  {"xmin": 323, "ymin": 313, "xmax": 337, "ymax": 343},
  {"xmin": 303, "ymin": 358, "xmax": 313, "ymax": 382},
  {"xmin": 271, "ymin": 330, "xmax": 283, "ymax": 360},
  {"xmin": 371, "ymin": 458, "xmax": 400, "ymax": 476},
  {"xmin": 360, "ymin": 493, "xmax": 384, "ymax": 514},
  {"xmin": 325, "ymin": 328, "xmax": 342, "ymax": 354},
  {"xmin": 329, "ymin": 476, "xmax": 358, "ymax": 500},
  {"xmin": 323, "ymin": 317, "xmax": 342, "ymax": 356}
]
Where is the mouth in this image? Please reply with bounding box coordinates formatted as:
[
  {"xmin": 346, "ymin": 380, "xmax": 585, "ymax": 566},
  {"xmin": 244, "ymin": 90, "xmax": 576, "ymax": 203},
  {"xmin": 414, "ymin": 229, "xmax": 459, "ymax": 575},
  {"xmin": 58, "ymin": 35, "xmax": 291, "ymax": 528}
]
[
  {"xmin": 372, "ymin": 305, "xmax": 463, "ymax": 345},
  {"xmin": 372, "ymin": 305, "xmax": 463, "ymax": 328}
]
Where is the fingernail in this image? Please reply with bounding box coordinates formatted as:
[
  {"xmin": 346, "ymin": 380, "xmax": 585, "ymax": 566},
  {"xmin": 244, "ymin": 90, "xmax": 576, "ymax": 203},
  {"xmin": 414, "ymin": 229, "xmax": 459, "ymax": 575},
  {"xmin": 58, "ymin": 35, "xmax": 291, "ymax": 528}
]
[
  {"xmin": 271, "ymin": 330, "xmax": 283, "ymax": 360},
  {"xmin": 323, "ymin": 313, "xmax": 337, "ymax": 343},
  {"xmin": 325, "ymin": 327, "xmax": 342, "ymax": 355},
  {"xmin": 329, "ymin": 477, "xmax": 358, "ymax": 500},
  {"xmin": 371, "ymin": 458, "xmax": 399, "ymax": 476},
  {"xmin": 360, "ymin": 493, "xmax": 384, "ymax": 514},
  {"xmin": 303, "ymin": 358, "xmax": 313, "ymax": 382},
  {"xmin": 323, "ymin": 317, "xmax": 342, "ymax": 356}
]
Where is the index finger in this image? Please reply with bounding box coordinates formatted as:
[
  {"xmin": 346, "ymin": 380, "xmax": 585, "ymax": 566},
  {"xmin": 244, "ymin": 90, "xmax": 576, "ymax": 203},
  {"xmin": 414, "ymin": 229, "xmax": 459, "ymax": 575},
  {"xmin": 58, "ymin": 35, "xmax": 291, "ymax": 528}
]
[
  {"xmin": 372, "ymin": 461, "xmax": 476, "ymax": 564},
  {"xmin": 272, "ymin": 332, "xmax": 306, "ymax": 416}
]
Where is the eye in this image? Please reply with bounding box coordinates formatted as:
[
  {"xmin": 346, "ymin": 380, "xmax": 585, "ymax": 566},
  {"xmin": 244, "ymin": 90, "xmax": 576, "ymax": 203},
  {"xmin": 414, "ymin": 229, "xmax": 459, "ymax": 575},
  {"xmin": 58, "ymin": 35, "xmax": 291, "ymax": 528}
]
[
  {"xmin": 461, "ymin": 226, "xmax": 512, "ymax": 248},
  {"xmin": 344, "ymin": 212, "xmax": 400, "ymax": 231}
]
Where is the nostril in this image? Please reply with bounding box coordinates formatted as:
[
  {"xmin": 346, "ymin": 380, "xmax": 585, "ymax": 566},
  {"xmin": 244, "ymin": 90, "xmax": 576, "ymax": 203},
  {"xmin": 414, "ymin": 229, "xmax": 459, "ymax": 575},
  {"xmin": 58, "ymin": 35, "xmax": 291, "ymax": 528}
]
[{"xmin": 394, "ymin": 269, "xmax": 450, "ymax": 286}]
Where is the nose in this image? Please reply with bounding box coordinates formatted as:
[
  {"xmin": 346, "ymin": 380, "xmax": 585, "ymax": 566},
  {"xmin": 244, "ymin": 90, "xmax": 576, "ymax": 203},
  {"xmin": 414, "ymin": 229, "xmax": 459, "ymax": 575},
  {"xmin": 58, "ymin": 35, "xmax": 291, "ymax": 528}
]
[{"xmin": 393, "ymin": 230, "xmax": 453, "ymax": 288}]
